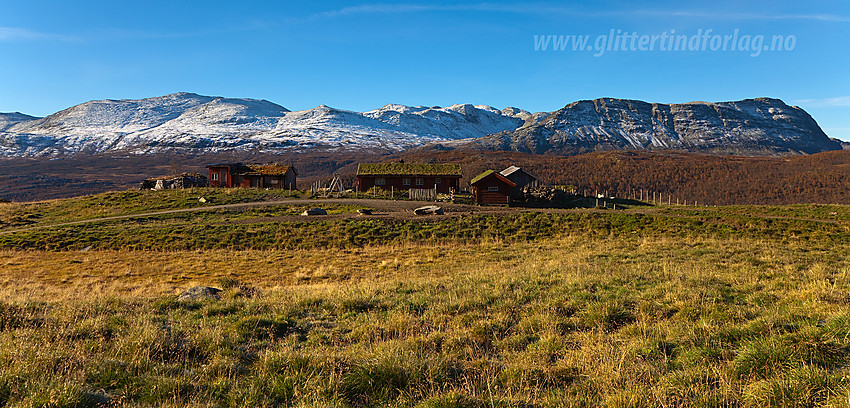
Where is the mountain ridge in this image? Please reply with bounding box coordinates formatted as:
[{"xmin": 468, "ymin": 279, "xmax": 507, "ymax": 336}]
[
  {"xmin": 0, "ymin": 93, "xmax": 841, "ymax": 157},
  {"xmin": 464, "ymin": 97, "xmax": 840, "ymax": 155},
  {"xmin": 0, "ymin": 92, "xmax": 527, "ymax": 156}
]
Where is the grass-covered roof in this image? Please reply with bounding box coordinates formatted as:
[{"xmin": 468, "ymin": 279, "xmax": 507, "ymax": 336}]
[
  {"xmin": 470, "ymin": 169, "xmax": 516, "ymax": 186},
  {"xmin": 242, "ymin": 164, "xmax": 294, "ymax": 176},
  {"xmin": 469, "ymin": 170, "xmax": 496, "ymax": 184},
  {"xmin": 207, "ymin": 163, "xmax": 295, "ymax": 176},
  {"xmin": 356, "ymin": 163, "xmax": 462, "ymax": 176}
]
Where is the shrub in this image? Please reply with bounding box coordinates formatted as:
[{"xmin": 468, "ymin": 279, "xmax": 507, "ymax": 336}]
[
  {"xmin": 21, "ymin": 382, "xmax": 109, "ymax": 408},
  {"xmin": 415, "ymin": 391, "xmax": 484, "ymax": 408},
  {"xmin": 733, "ymin": 336, "xmax": 793, "ymax": 380},
  {"xmin": 576, "ymin": 301, "xmax": 636, "ymax": 331},
  {"xmin": 85, "ymin": 359, "xmax": 134, "ymax": 391},
  {"xmin": 0, "ymin": 375, "xmax": 11, "ymax": 407},
  {"xmin": 145, "ymin": 331, "xmax": 208, "ymax": 364},
  {"xmin": 232, "ymin": 374, "xmax": 296, "ymax": 407},
  {"xmin": 235, "ymin": 316, "xmax": 296, "ymax": 341},
  {"xmin": 340, "ymin": 355, "xmax": 422, "ymax": 407},
  {"xmin": 743, "ymin": 366, "xmax": 845, "ymax": 408}
]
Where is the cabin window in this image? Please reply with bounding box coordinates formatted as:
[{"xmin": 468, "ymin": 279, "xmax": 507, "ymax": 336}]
[
  {"xmin": 402, "ymin": 178, "xmax": 411, "ymax": 186},
  {"xmin": 375, "ymin": 177, "xmax": 386, "ymax": 186},
  {"xmin": 416, "ymin": 178, "xmax": 424, "ymax": 186},
  {"xmin": 488, "ymin": 186, "xmax": 499, "ymax": 192},
  {"xmin": 435, "ymin": 178, "xmax": 441, "ymax": 184},
  {"xmin": 270, "ymin": 179, "xmax": 279, "ymax": 184},
  {"xmin": 211, "ymin": 172, "xmax": 219, "ymax": 181}
]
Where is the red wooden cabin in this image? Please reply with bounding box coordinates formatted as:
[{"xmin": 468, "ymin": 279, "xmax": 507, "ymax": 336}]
[
  {"xmin": 206, "ymin": 163, "xmax": 297, "ymax": 189},
  {"xmin": 470, "ymin": 170, "xmax": 517, "ymax": 205}
]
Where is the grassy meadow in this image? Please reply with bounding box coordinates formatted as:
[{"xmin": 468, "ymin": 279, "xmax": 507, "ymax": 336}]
[{"xmin": 0, "ymin": 189, "xmax": 849, "ymax": 407}]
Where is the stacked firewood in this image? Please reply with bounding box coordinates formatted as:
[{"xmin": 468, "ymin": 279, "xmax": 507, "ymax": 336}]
[{"xmin": 521, "ymin": 186, "xmax": 569, "ymax": 202}]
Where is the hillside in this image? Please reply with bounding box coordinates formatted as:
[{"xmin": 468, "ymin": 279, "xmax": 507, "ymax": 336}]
[
  {"xmin": 1, "ymin": 149, "xmax": 849, "ymax": 205},
  {"xmin": 380, "ymin": 149, "xmax": 850, "ymax": 206},
  {"xmin": 0, "ymin": 189, "xmax": 848, "ymax": 407},
  {"xmin": 0, "ymin": 150, "xmax": 380, "ymax": 202}
]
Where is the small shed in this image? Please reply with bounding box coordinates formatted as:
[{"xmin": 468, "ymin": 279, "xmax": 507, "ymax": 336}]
[
  {"xmin": 499, "ymin": 166, "xmax": 541, "ymax": 199},
  {"xmin": 140, "ymin": 173, "xmax": 208, "ymax": 190},
  {"xmin": 470, "ymin": 170, "xmax": 517, "ymax": 205}
]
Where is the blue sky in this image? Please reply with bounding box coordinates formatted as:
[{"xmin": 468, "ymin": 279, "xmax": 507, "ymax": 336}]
[{"xmin": 1, "ymin": 0, "xmax": 849, "ymax": 140}]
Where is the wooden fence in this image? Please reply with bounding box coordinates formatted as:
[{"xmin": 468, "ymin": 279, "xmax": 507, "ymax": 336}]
[{"xmin": 408, "ymin": 187, "xmax": 437, "ymax": 201}]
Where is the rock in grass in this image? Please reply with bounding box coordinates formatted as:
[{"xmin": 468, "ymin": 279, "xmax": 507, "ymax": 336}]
[
  {"xmin": 414, "ymin": 205, "xmax": 443, "ymax": 215},
  {"xmin": 301, "ymin": 208, "xmax": 327, "ymax": 216},
  {"xmin": 178, "ymin": 286, "xmax": 222, "ymax": 301},
  {"xmin": 81, "ymin": 391, "xmax": 111, "ymax": 407}
]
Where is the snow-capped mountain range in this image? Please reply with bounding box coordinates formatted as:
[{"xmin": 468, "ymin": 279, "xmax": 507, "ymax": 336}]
[
  {"xmin": 0, "ymin": 92, "xmax": 841, "ymax": 157},
  {"xmin": 0, "ymin": 92, "xmax": 529, "ymax": 156},
  {"xmin": 469, "ymin": 98, "xmax": 842, "ymax": 155}
]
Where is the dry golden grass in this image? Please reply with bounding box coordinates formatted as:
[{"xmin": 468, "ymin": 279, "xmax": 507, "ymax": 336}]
[
  {"xmin": 0, "ymin": 242, "xmax": 485, "ymax": 302},
  {"xmin": 1, "ymin": 235, "xmax": 849, "ymax": 406},
  {"xmin": 4, "ymin": 189, "xmax": 850, "ymax": 407}
]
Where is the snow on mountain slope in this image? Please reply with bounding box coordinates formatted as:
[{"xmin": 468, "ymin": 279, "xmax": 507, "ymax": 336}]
[
  {"xmin": 11, "ymin": 93, "xmax": 216, "ymax": 133},
  {"xmin": 0, "ymin": 94, "xmax": 285, "ymax": 155},
  {"xmin": 362, "ymin": 103, "xmax": 525, "ymax": 139},
  {"xmin": 0, "ymin": 112, "xmax": 39, "ymax": 131},
  {"xmin": 0, "ymin": 93, "xmax": 837, "ymax": 157},
  {"xmin": 0, "ymin": 93, "xmax": 527, "ymax": 156},
  {"xmin": 468, "ymin": 97, "xmax": 841, "ymax": 155},
  {"xmin": 254, "ymin": 104, "xmax": 527, "ymax": 151}
]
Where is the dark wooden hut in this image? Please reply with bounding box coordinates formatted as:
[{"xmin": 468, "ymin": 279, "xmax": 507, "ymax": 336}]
[
  {"xmin": 499, "ymin": 166, "xmax": 541, "ymax": 199},
  {"xmin": 356, "ymin": 163, "xmax": 461, "ymax": 193}
]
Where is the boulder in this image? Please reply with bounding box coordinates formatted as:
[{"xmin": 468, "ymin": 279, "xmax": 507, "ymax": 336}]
[
  {"xmin": 178, "ymin": 286, "xmax": 222, "ymax": 301},
  {"xmin": 414, "ymin": 205, "xmax": 444, "ymax": 215},
  {"xmin": 80, "ymin": 391, "xmax": 111, "ymax": 408},
  {"xmin": 301, "ymin": 208, "xmax": 327, "ymax": 216}
]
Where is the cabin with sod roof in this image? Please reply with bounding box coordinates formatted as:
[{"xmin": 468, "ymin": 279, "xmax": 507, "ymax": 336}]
[
  {"xmin": 470, "ymin": 170, "xmax": 517, "ymax": 205},
  {"xmin": 139, "ymin": 173, "xmax": 208, "ymax": 190},
  {"xmin": 356, "ymin": 163, "xmax": 462, "ymax": 194},
  {"xmin": 206, "ymin": 163, "xmax": 297, "ymax": 189}
]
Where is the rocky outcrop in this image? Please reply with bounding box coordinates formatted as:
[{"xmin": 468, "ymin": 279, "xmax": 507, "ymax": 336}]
[
  {"xmin": 467, "ymin": 98, "xmax": 841, "ymax": 156},
  {"xmin": 177, "ymin": 286, "xmax": 222, "ymax": 301}
]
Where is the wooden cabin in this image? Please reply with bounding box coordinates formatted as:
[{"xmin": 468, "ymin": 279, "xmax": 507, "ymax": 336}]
[
  {"xmin": 499, "ymin": 166, "xmax": 541, "ymax": 199},
  {"xmin": 206, "ymin": 163, "xmax": 297, "ymax": 189},
  {"xmin": 356, "ymin": 163, "xmax": 461, "ymax": 193},
  {"xmin": 140, "ymin": 173, "xmax": 208, "ymax": 190},
  {"xmin": 470, "ymin": 170, "xmax": 517, "ymax": 205}
]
